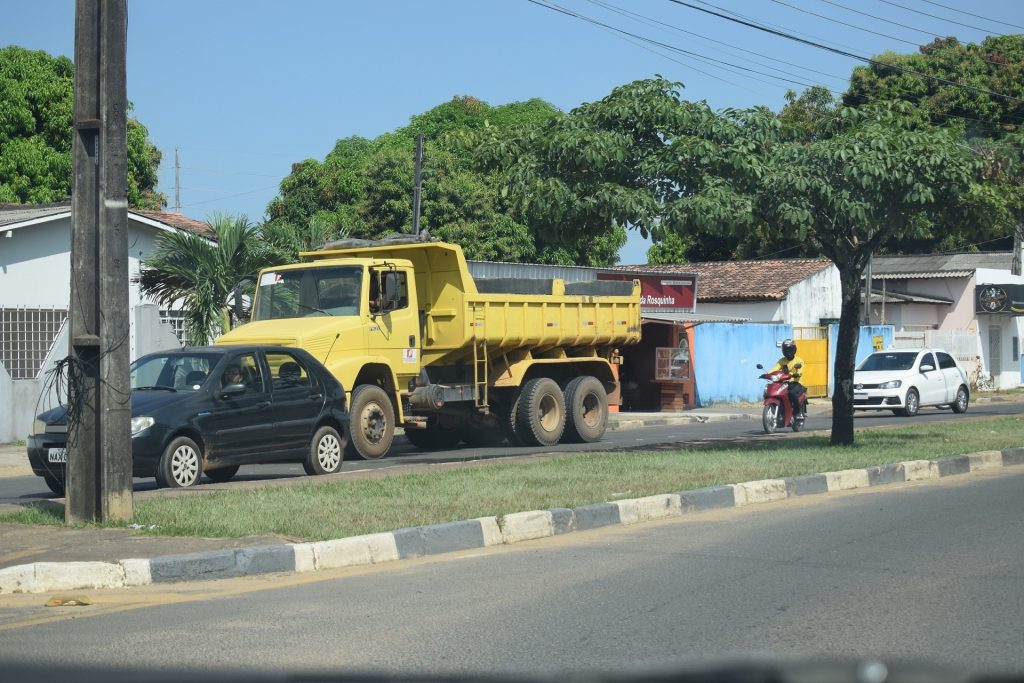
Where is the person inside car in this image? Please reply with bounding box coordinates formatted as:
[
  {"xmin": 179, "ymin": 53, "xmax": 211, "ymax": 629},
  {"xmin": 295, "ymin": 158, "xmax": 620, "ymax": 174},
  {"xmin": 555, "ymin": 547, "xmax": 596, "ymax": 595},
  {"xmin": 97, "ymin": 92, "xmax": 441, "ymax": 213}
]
[{"xmin": 222, "ymin": 364, "xmax": 243, "ymax": 388}]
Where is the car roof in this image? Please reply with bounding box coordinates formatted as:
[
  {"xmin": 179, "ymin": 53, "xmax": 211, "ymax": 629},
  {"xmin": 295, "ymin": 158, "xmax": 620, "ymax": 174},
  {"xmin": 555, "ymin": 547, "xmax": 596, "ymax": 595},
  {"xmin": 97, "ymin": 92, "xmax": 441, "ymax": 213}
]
[{"xmin": 143, "ymin": 346, "xmax": 315, "ymax": 359}]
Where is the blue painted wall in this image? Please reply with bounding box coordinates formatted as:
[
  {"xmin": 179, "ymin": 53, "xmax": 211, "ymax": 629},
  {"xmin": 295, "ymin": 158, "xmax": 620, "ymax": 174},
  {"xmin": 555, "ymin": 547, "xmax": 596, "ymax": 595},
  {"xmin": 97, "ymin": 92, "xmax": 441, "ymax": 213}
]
[
  {"xmin": 827, "ymin": 325, "xmax": 895, "ymax": 396},
  {"xmin": 692, "ymin": 323, "xmax": 793, "ymax": 405}
]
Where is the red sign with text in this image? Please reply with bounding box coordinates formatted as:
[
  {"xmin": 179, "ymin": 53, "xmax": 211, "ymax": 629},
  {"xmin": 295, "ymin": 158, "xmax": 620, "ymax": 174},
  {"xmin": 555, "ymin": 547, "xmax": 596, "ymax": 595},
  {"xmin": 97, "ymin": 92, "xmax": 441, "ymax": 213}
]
[{"xmin": 598, "ymin": 272, "xmax": 697, "ymax": 312}]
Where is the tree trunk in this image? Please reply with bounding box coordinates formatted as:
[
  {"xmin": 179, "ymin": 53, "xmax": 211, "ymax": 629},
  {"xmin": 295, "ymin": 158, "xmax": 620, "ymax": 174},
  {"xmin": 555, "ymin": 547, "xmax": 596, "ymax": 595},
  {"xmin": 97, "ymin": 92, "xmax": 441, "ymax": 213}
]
[{"xmin": 830, "ymin": 264, "xmax": 864, "ymax": 446}]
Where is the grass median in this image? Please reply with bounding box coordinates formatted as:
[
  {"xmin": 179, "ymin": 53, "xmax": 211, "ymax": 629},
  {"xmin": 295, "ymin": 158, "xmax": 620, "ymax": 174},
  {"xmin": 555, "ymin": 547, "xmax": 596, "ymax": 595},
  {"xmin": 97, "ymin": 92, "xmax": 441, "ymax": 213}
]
[{"xmin": 3, "ymin": 416, "xmax": 1022, "ymax": 540}]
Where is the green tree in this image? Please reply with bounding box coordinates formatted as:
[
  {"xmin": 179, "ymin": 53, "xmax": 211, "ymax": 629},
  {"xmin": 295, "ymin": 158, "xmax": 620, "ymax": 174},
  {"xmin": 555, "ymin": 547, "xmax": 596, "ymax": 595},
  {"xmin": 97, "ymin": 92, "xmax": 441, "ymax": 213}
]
[
  {"xmin": 139, "ymin": 214, "xmax": 276, "ymax": 345},
  {"xmin": 0, "ymin": 45, "xmax": 166, "ymax": 208},
  {"xmin": 481, "ymin": 78, "xmax": 1007, "ymax": 444},
  {"xmin": 264, "ymin": 95, "xmax": 570, "ymax": 264}
]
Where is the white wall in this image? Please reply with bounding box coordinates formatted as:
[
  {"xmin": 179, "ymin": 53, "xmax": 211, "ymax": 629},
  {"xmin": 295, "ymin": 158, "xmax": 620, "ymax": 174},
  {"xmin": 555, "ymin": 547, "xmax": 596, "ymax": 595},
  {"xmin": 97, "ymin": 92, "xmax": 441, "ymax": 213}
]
[
  {"xmin": 779, "ymin": 266, "xmax": 841, "ymax": 326},
  {"xmin": 698, "ymin": 300, "xmax": 781, "ymax": 323},
  {"xmin": 975, "ymin": 269, "xmax": 1024, "ymax": 389}
]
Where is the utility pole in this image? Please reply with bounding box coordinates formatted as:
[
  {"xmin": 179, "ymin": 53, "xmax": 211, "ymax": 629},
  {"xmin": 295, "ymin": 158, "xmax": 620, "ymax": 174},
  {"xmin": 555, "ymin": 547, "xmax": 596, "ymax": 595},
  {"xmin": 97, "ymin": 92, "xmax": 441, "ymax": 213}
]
[
  {"xmin": 174, "ymin": 145, "xmax": 181, "ymax": 213},
  {"xmin": 863, "ymin": 254, "xmax": 873, "ymax": 326},
  {"xmin": 1012, "ymin": 223, "xmax": 1022, "ymax": 276},
  {"xmin": 412, "ymin": 134, "xmax": 424, "ymax": 236},
  {"xmin": 67, "ymin": 0, "xmax": 133, "ymax": 523}
]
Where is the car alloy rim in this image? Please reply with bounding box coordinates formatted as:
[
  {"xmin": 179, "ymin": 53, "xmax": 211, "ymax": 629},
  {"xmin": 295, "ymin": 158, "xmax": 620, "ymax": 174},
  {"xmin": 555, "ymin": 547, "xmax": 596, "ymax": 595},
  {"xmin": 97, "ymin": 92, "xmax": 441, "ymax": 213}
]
[
  {"xmin": 318, "ymin": 433, "xmax": 341, "ymax": 470},
  {"xmin": 907, "ymin": 392, "xmax": 918, "ymax": 412},
  {"xmin": 957, "ymin": 390, "xmax": 967, "ymax": 410},
  {"xmin": 171, "ymin": 445, "xmax": 199, "ymax": 486}
]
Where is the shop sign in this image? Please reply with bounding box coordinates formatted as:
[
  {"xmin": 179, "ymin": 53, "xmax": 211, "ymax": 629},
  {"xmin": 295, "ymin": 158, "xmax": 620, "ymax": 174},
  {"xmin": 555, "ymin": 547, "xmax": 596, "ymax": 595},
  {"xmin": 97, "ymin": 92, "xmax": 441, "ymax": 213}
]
[
  {"xmin": 976, "ymin": 284, "xmax": 1024, "ymax": 315},
  {"xmin": 598, "ymin": 273, "xmax": 697, "ymax": 312}
]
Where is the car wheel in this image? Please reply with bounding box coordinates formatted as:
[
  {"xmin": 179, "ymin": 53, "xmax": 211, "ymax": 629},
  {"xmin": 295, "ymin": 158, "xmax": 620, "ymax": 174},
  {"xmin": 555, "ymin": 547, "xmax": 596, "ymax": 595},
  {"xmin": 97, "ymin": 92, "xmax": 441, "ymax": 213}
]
[
  {"xmin": 205, "ymin": 465, "xmax": 239, "ymax": 483},
  {"xmin": 346, "ymin": 385, "xmax": 395, "ymax": 460},
  {"xmin": 43, "ymin": 473, "xmax": 65, "ymax": 497},
  {"xmin": 951, "ymin": 385, "xmax": 969, "ymax": 414},
  {"xmin": 898, "ymin": 388, "xmax": 920, "ymax": 417},
  {"xmin": 304, "ymin": 425, "xmax": 345, "ymax": 475},
  {"xmin": 156, "ymin": 436, "xmax": 203, "ymax": 488},
  {"xmin": 762, "ymin": 403, "xmax": 779, "ymax": 434},
  {"xmin": 515, "ymin": 377, "xmax": 566, "ymax": 446},
  {"xmin": 563, "ymin": 376, "xmax": 608, "ymax": 443}
]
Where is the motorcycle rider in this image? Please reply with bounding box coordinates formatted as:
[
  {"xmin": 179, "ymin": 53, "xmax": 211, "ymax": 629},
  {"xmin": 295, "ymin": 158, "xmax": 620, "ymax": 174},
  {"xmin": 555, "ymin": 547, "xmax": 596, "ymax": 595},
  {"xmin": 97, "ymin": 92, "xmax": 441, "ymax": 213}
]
[{"xmin": 768, "ymin": 339, "xmax": 806, "ymax": 417}]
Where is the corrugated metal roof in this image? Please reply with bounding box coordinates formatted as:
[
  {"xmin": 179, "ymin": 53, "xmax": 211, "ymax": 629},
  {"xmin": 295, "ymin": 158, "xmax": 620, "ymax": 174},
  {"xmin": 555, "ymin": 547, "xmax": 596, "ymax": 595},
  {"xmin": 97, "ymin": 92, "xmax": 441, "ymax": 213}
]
[
  {"xmin": 870, "ymin": 252, "xmax": 1013, "ymax": 279},
  {"xmin": 0, "ymin": 202, "xmax": 213, "ymax": 238},
  {"xmin": 642, "ymin": 311, "xmax": 749, "ymax": 324},
  {"xmin": 467, "ymin": 260, "xmax": 597, "ymax": 282}
]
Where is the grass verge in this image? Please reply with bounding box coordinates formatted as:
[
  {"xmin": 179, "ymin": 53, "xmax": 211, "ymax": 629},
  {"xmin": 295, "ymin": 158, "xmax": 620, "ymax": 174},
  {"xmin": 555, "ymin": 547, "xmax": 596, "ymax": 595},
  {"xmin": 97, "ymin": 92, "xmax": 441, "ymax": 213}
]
[{"xmin": 2, "ymin": 417, "xmax": 1021, "ymax": 541}]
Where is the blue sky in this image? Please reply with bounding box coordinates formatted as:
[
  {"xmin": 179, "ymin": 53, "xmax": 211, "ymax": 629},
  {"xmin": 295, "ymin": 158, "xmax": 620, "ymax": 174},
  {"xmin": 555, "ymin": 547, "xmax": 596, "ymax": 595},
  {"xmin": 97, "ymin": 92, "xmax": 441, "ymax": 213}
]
[{"xmin": 2, "ymin": 0, "xmax": 1022, "ymax": 263}]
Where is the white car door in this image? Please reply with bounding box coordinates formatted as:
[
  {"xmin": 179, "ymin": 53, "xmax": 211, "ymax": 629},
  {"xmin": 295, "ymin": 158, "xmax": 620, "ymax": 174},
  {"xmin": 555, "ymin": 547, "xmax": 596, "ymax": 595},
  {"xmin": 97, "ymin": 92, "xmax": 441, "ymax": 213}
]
[
  {"xmin": 936, "ymin": 352, "xmax": 962, "ymax": 402},
  {"xmin": 917, "ymin": 351, "xmax": 946, "ymax": 406}
]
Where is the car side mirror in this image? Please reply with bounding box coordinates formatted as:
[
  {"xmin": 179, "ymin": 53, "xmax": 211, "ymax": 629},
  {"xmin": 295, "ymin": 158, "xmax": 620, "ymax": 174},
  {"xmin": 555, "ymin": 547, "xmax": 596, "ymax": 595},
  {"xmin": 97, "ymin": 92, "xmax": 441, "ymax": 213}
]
[
  {"xmin": 793, "ymin": 363, "xmax": 803, "ymax": 370},
  {"xmin": 756, "ymin": 364, "xmax": 764, "ymax": 370},
  {"xmin": 920, "ymin": 364, "xmax": 934, "ymax": 373},
  {"xmin": 219, "ymin": 383, "xmax": 246, "ymax": 398}
]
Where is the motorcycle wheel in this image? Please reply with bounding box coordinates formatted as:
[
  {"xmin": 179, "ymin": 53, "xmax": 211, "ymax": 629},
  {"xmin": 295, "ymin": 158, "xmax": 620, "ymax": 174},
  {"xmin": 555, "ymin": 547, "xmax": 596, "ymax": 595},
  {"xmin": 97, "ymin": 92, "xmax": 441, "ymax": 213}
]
[
  {"xmin": 791, "ymin": 413, "xmax": 805, "ymax": 432},
  {"xmin": 762, "ymin": 403, "xmax": 779, "ymax": 434}
]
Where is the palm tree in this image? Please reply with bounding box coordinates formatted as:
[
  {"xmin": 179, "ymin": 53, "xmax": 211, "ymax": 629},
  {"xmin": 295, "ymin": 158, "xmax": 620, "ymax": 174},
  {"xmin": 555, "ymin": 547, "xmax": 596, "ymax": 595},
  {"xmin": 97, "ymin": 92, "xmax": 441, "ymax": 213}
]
[{"xmin": 139, "ymin": 213, "xmax": 276, "ymax": 346}]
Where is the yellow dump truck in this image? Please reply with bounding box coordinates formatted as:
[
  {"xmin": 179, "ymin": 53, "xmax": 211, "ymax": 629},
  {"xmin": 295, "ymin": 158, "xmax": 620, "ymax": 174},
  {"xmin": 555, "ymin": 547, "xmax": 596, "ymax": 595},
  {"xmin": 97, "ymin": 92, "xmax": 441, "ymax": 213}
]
[{"xmin": 217, "ymin": 237, "xmax": 640, "ymax": 460}]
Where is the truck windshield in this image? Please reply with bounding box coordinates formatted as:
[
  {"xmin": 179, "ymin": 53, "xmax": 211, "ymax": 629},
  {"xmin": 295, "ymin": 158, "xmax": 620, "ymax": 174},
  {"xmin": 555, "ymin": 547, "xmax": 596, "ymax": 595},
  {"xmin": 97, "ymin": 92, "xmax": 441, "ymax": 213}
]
[{"xmin": 253, "ymin": 266, "xmax": 362, "ymax": 320}]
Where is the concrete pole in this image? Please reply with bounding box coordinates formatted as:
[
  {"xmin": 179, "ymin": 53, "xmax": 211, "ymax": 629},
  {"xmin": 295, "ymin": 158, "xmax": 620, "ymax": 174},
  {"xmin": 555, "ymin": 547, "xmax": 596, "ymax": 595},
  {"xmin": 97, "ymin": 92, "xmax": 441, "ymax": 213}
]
[{"xmin": 67, "ymin": 0, "xmax": 133, "ymax": 523}]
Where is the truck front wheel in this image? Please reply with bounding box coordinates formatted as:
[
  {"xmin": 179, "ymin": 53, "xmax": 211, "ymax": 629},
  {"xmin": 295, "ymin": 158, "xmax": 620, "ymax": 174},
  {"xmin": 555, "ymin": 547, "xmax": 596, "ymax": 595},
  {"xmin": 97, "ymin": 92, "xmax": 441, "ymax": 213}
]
[
  {"xmin": 347, "ymin": 385, "xmax": 395, "ymax": 460},
  {"xmin": 564, "ymin": 376, "xmax": 608, "ymax": 443},
  {"xmin": 516, "ymin": 377, "xmax": 566, "ymax": 447}
]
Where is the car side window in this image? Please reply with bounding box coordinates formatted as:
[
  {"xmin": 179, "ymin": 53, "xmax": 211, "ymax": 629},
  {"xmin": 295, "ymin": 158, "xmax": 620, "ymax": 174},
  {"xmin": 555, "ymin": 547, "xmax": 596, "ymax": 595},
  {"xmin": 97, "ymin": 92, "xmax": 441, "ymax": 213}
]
[
  {"xmin": 222, "ymin": 353, "xmax": 264, "ymax": 393},
  {"xmin": 937, "ymin": 352, "xmax": 956, "ymax": 370},
  {"xmin": 266, "ymin": 351, "xmax": 313, "ymax": 391}
]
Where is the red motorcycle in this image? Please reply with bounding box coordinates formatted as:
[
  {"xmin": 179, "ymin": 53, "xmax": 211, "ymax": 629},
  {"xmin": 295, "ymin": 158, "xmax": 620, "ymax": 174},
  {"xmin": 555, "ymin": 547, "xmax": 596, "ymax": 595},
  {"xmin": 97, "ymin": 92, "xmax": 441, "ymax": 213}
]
[{"xmin": 756, "ymin": 363, "xmax": 807, "ymax": 434}]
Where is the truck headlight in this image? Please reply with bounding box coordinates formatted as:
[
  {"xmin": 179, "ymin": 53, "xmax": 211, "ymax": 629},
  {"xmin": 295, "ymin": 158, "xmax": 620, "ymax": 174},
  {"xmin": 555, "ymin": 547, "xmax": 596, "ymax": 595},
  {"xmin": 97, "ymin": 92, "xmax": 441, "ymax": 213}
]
[
  {"xmin": 131, "ymin": 416, "xmax": 155, "ymax": 436},
  {"xmin": 878, "ymin": 380, "xmax": 902, "ymax": 390}
]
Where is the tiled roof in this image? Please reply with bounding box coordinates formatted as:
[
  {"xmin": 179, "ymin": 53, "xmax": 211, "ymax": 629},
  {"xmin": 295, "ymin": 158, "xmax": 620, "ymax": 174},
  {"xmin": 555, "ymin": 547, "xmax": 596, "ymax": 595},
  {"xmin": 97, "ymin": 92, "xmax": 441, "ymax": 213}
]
[
  {"xmin": 608, "ymin": 258, "xmax": 834, "ymax": 302},
  {"xmin": 870, "ymin": 252, "xmax": 1013, "ymax": 279},
  {"xmin": 0, "ymin": 201, "xmax": 213, "ymax": 238}
]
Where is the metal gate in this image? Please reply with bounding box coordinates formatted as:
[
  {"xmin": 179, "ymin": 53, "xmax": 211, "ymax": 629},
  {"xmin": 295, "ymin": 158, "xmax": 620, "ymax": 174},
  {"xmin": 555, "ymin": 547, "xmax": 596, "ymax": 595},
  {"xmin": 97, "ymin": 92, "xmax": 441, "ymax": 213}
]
[{"xmin": 792, "ymin": 326, "xmax": 829, "ymax": 398}]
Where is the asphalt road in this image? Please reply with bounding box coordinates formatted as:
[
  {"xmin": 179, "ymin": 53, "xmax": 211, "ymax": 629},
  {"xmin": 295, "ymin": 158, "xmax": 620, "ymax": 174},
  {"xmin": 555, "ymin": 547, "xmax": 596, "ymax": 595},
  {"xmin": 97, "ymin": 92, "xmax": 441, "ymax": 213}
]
[
  {"xmin": 1, "ymin": 402, "xmax": 1020, "ymax": 505},
  {"xmin": 1, "ymin": 468, "xmax": 1021, "ymax": 678}
]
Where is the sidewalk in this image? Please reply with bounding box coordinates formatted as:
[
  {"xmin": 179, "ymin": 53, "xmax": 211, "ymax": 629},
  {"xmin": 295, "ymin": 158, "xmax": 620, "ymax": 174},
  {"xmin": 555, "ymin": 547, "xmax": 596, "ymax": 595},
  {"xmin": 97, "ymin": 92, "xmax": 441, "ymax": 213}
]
[{"xmin": 1, "ymin": 396, "xmax": 1019, "ymax": 593}]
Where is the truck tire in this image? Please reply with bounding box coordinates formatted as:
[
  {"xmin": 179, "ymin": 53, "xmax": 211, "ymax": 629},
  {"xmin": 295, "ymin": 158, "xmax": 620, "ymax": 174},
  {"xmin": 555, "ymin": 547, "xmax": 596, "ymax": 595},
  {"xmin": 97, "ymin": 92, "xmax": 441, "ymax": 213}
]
[
  {"xmin": 563, "ymin": 376, "xmax": 608, "ymax": 443},
  {"xmin": 503, "ymin": 391, "xmax": 523, "ymax": 445},
  {"xmin": 515, "ymin": 377, "xmax": 566, "ymax": 446},
  {"xmin": 347, "ymin": 385, "xmax": 395, "ymax": 460}
]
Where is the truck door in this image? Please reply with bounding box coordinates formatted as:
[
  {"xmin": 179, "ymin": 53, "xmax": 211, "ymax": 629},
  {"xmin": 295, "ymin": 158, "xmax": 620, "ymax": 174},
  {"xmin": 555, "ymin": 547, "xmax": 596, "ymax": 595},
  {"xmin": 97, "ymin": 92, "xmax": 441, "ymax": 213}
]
[{"xmin": 367, "ymin": 267, "xmax": 420, "ymax": 392}]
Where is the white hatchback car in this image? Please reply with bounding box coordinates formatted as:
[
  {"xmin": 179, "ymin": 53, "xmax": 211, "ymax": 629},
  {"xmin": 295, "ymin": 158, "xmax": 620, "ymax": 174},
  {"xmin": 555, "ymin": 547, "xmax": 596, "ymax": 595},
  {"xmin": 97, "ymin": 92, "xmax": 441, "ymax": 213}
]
[{"xmin": 853, "ymin": 348, "xmax": 969, "ymax": 417}]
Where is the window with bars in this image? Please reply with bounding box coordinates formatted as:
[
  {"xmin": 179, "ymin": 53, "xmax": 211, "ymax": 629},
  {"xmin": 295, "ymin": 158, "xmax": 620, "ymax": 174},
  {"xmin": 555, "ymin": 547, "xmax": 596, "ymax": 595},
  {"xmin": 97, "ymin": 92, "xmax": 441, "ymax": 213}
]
[
  {"xmin": 0, "ymin": 308, "xmax": 68, "ymax": 380},
  {"xmin": 159, "ymin": 310, "xmax": 187, "ymax": 345}
]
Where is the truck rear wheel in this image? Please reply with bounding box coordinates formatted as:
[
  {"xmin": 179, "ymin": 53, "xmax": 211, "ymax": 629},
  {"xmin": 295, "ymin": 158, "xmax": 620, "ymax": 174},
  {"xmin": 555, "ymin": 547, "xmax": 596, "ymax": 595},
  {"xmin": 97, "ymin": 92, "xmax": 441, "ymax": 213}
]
[
  {"xmin": 564, "ymin": 376, "xmax": 608, "ymax": 443},
  {"xmin": 347, "ymin": 385, "xmax": 395, "ymax": 460},
  {"xmin": 516, "ymin": 377, "xmax": 566, "ymax": 447}
]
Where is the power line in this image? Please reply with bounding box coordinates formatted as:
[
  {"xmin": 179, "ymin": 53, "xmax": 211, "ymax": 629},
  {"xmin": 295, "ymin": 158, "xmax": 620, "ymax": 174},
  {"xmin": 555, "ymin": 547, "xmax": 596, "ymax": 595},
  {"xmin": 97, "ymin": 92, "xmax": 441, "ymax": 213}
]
[
  {"xmin": 585, "ymin": 0, "xmax": 850, "ymax": 86},
  {"xmin": 874, "ymin": 0, "xmax": 1005, "ymax": 35},
  {"xmin": 669, "ymin": 0, "xmax": 1024, "ymax": 104},
  {"xmin": 529, "ymin": 0, "xmax": 827, "ymax": 92},
  {"xmin": 178, "ymin": 183, "xmax": 281, "ymax": 210},
  {"xmin": 768, "ymin": 0, "xmax": 922, "ymax": 46},
  {"xmin": 914, "ymin": 0, "xmax": 1024, "ymax": 32}
]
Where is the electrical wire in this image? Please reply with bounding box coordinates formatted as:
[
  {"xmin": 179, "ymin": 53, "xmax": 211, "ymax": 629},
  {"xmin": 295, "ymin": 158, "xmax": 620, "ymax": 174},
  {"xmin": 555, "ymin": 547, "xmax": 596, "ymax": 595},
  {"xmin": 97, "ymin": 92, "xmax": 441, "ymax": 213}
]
[
  {"xmin": 769, "ymin": 0, "xmax": 923, "ymax": 46},
  {"xmin": 884, "ymin": 0, "xmax": 1017, "ymax": 34},
  {"xmin": 901, "ymin": 0, "xmax": 1019, "ymax": 33},
  {"xmin": 670, "ymin": 0, "xmax": 1024, "ymax": 104}
]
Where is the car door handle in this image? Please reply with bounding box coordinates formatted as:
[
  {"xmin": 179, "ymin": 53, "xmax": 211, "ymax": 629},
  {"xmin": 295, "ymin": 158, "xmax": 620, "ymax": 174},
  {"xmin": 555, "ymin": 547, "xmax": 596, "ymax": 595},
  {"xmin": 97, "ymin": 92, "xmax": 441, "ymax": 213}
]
[
  {"xmin": 256, "ymin": 401, "xmax": 271, "ymax": 409},
  {"xmin": 309, "ymin": 393, "xmax": 323, "ymax": 400}
]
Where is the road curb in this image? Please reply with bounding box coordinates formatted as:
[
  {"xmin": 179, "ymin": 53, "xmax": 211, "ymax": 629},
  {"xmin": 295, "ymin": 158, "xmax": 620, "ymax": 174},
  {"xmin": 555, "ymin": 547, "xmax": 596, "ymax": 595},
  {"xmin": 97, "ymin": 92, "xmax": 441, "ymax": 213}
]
[{"xmin": 2, "ymin": 445, "xmax": 1023, "ymax": 595}]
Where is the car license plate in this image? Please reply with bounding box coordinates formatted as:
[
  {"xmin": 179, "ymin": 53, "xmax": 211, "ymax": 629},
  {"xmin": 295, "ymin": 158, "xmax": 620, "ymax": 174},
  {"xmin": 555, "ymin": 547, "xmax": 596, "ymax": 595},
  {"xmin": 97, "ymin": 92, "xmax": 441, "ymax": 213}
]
[
  {"xmin": 47, "ymin": 448, "xmax": 67, "ymax": 463},
  {"xmin": 854, "ymin": 392, "xmax": 868, "ymax": 399}
]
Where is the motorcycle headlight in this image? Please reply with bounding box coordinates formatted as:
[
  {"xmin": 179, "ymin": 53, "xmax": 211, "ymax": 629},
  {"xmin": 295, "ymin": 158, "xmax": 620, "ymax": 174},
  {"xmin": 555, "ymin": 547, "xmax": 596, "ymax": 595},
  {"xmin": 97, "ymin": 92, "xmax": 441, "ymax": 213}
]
[
  {"xmin": 878, "ymin": 379, "xmax": 902, "ymax": 390},
  {"xmin": 130, "ymin": 416, "xmax": 155, "ymax": 436},
  {"xmin": 32, "ymin": 418, "xmax": 47, "ymax": 435}
]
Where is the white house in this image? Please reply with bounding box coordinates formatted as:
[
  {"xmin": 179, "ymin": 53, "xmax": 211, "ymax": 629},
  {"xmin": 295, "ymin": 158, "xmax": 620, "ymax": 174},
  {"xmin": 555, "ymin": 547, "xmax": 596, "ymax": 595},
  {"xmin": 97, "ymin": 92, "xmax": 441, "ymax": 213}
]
[
  {"xmin": 0, "ymin": 201, "xmax": 209, "ymax": 442},
  {"xmin": 864, "ymin": 252, "xmax": 1024, "ymax": 389}
]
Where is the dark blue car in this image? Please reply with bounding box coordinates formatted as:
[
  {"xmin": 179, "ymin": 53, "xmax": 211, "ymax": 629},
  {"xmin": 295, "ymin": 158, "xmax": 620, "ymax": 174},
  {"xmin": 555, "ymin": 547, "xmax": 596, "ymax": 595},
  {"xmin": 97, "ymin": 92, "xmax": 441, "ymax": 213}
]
[{"xmin": 27, "ymin": 346, "xmax": 348, "ymax": 494}]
